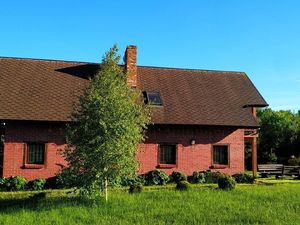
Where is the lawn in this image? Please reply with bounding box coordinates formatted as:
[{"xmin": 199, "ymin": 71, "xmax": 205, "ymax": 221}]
[{"xmin": 0, "ymin": 183, "xmax": 299, "ymax": 225}]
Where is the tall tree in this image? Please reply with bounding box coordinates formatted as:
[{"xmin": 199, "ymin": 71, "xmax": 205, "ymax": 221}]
[
  {"xmin": 257, "ymin": 108, "xmax": 300, "ymax": 163},
  {"xmin": 61, "ymin": 45, "xmax": 150, "ymax": 199}
]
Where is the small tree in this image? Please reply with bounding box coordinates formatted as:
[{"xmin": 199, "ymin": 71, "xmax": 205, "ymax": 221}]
[{"xmin": 61, "ymin": 45, "xmax": 150, "ymax": 200}]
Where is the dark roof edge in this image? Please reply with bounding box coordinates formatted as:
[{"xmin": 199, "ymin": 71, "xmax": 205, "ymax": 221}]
[
  {"xmin": 1, "ymin": 119, "xmax": 260, "ymax": 128},
  {"xmin": 241, "ymin": 72, "xmax": 269, "ymax": 106},
  {"xmin": 243, "ymin": 104, "xmax": 269, "ymax": 108},
  {"xmin": 0, "ymin": 119, "xmax": 68, "ymax": 124},
  {"xmin": 149, "ymin": 122, "xmax": 260, "ymax": 129}
]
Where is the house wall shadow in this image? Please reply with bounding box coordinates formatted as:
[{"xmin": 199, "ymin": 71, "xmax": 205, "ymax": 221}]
[{"xmin": 144, "ymin": 125, "xmax": 238, "ymax": 147}]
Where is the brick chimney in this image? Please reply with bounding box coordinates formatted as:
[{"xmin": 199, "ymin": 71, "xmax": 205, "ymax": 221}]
[{"xmin": 125, "ymin": 45, "xmax": 137, "ymax": 87}]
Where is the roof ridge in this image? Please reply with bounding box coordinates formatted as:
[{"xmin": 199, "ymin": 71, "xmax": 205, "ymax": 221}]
[
  {"xmin": 137, "ymin": 65, "xmax": 245, "ymax": 74},
  {"xmin": 0, "ymin": 56, "xmax": 245, "ymax": 74},
  {"xmin": 0, "ymin": 56, "xmax": 98, "ymax": 65}
]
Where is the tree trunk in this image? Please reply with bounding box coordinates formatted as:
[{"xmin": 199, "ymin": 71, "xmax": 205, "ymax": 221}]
[{"xmin": 105, "ymin": 176, "xmax": 108, "ymax": 202}]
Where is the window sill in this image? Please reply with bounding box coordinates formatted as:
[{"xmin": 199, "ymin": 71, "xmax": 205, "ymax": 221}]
[
  {"xmin": 210, "ymin": 164, "xmax": 228, "ymax": 169},
  {"xmin": 157, "ymin": 164, "xmax": 176, "ymax": 169},
  {"xmin": 23, "ymin": 164, "xmax": 45, "ymax": 169}
]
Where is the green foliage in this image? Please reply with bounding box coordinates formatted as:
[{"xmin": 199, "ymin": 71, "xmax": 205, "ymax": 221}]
[
  {"xmin": 2, "ymin": 176, "xmax": 27, "ymax": 191},
  {"xmin": 45, "ymin": 176, "xmax": 66, "ymax": 189},
  {"xmin": 120, "ymin": 175, "xmax": 145, "ymax": 186},
  {"xmin": 0, "ymin": 178, "xmax": 7, "ymax": 191},
  {"xmin": 144, "ymin": 170, "xmax": 169, "ymax": 185},
  {"xmin": 288, "ymin": 156, "xmax": 300, "ymax": 166},
  {"xmin": 170, "ymin": 171, "xmax": 187, "ymax": 183},
  {"xmin": 175, "ymin": 181, "xmax": 190, "ymax": 191},
  {"xmin": 232, "ymin": 173, "xmax": 255, "ymax": 184},
  {"xmin": 129, "ymin": 183, "xmax": 143, "ymax": 193},
  {"xmin": 189, "ymin": 171, "xmax": 206, "ymax": 184},
  {"xmin": 217, "ymin": 174, "xmax": 236, "ymax": 190},
  {"xmin": 26, "ymin": 178, "xmax": 46, "ymax": 191},
  {"xmin": 203, "ymin": 170, "xmax": 223, "ymax": 183},
  {"xmin": 257, "ymin": 109, "xmax": 300, "ymax": 163},
  {"xmin": 60, "ymin": 45, "xmax": 150, "ymax": 198}
]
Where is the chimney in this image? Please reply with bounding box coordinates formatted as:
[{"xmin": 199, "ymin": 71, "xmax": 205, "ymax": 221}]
[{"xmin": 125, "ymin": 45, "xmax": 137, "ymax": 87}]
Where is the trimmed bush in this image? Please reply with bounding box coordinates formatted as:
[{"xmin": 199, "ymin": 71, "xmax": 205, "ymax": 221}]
[
  {"xmin": 288, "ymin": 156, "xmax": 300, "ymax": 166},
  {"xmin": 129, "ymin": 183, "xmax": 143, "ymax": 193},
  {"xmin": 0, "ymin": 177, "xmax": 8, "ymax": 191},
  {"xmin": 121, "ymin": 175, "xmax": 145, "ymax": 187},
  {"xmin": 6, "ymin": 176, "xmax": 27, "ymax": 191},
  {"xmin": 189, "ymin": 171, "xmax": 206, "ymax": 184},
  {"xmin": 233, "ymin": 173, "xmax": 255, "ymax": 184},
  {"xmin": 218, "ymin": 175, "xmax": 236, "ymax": 190},
  {"xmin": 45, "ymin": 176, "xmax": 60, "ymax": 189},
  {"xmin": 145, "ymin": 169, "xmax": 169, "ymax": 185},
  {"xmin": 170, "ymin": 171, "xmax": 187, "ymax": 183},
  {"xmin": 204, "ymin": 171, "xmax": 223, "ymax": 183},
  {"xmin": 176, "ymin": 181, "xmax": 190, "ymax": 191},
  {"xmin": 27, "ymin": 178, "xmax": 46, "ymax": 191}
]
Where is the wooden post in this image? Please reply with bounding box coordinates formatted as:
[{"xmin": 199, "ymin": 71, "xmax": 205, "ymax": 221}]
[
  {"xmin": 251, "ymin": 107, "xmax": 257, "ymax": 177},
  {"xmin": 252, "ymin": 136, "xmax": 257, "ymax": 177}
]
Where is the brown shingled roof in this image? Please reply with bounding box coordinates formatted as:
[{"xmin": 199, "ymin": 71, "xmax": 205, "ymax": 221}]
[{"xmin": 0, "ymin": 57, "xmax": 267, "ymax": 127}]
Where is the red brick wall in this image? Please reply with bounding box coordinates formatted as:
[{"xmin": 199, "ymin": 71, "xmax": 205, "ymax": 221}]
[
  {"xmin": 2, "ymin": 122, "xmax": 245, "ymax": 180},
  {"xmin": 137, "ymin": 125, "xmax": 245, "ymax": 175},
  {"xmin": 3, "ymin": 121, "xmax": 67, "ymax": 180}
]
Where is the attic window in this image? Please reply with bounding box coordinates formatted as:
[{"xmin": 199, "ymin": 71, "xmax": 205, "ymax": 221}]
[{"xmin": 143, "ymin": 91, "xmax": 163, "ymax": 106}]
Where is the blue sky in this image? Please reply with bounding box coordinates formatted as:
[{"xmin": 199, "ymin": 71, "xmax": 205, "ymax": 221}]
[{"xmin": 1, "ymin": 1, "xmax": 299, "ymax": 110}]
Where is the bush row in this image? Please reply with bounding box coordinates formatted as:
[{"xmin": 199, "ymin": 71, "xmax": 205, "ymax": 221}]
[
  {"xmin": 0, "ymin": 176, "xmax": 60, "ymax": 192},
  {"xmin": 123, "ymin": 170, "xmax": 254, "ymax": 187},
  {"xmin": 0, "ymin": 171, "xmax": 254, "ymax": 192},
  {"xmin": 127, "ymin": 170, "xmax": 254, "ymax": 192}
]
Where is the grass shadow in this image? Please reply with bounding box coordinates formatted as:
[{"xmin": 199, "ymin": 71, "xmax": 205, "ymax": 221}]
[{"xmin": 0, "ymin": 192, "xmax": 100, "ymax": 214}]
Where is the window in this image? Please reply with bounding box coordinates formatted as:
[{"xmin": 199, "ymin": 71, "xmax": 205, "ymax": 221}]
[
  {"xmin": 159, "ymin": 144, "xmax": 176, "ymax": 164},
  {"xmin": 143, "ymin": 91, "xmax": 163, "ymax": 106},
  {"xmin": 27, "ymin": 143, "xmax": 45, "ymax": 164},
  {"xmin": 212, "ymin": 145, "xmax": 228, "ymax": 165}
]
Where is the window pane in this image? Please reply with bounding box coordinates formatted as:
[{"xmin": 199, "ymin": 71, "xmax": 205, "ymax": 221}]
[
  {"xmin": 27, "ymin": 143, "xmax": 45, "ymax": 164},
  {"xmin": 144, "ymin": 91, "xmax": 163, "ymax": 105},
  {"xmin": 159, "ymin": 145, "xmax": 176, "ymax": 164},
  {"xmin": 213, "ymin": 145, "xmax": 228, "ymax": 165}
]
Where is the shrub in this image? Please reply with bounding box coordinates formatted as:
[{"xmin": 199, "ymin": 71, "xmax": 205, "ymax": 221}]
[
  {"xmin": 0, "ymin": 177, "xmax": 8, "ymax": 191},
  {"xmin": 129, "ymin": 183, "xmax": 143, "ymax": 193},
  {"xmin": 170, "ymin": 171, "xmax": 187, "ymax": 183},
  {"xmin": 6, "ymin": 176, "xmax": 27, "ymax": 191},
  {"xmin": 45, "ymin": 176, "xmax": 68, "ymax": 189},
  {"xmin": 189, "ymin": 171, "xmax": 206, "ymax": 184},
  {"xmin": 232, "ymin": 173, "xmax": 255, "ymax": 184},
  {"xmin": 144, "ymin": 169, "xmax": 169, "ymax": 185},
  {"xmin": 204, "ymin": 171, "xmax": 223, "ymax": 183},
  {"xmin": 176, "ymin": 181, "xmax": 190, "ymax": 191},
  {"xmin": 218, "ymin": 174, "xmax": 236, "ymax": 190},
  {"xmin": 288, "ymin": 156, "xmax": 300, "ymax": 166},
  {"xmin": 27, "ymin": 178, "xmax": 46, "ymax": 191},
  {"xmin": 120, "ymin": 175, "xmax": 145, "ymax": 186},
  {"xmin": 45, "ymin": 176, "xmax": 57, "ymax": 189}
]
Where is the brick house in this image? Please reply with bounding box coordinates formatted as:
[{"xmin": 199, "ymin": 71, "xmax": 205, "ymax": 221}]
[{"xmin": 0, "ymin": 46, "xmax": 267, "ymax": 180}]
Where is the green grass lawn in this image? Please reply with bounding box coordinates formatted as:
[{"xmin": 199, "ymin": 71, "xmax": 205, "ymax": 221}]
[{"xmin": 0, "ymin": 183, "xmax": 299, "ymax": 225}]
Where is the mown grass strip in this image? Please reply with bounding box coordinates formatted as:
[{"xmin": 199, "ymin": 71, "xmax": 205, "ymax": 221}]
[{"xmin": 0, "ymin": 183, "xmax": 299, "ymax": 225}]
